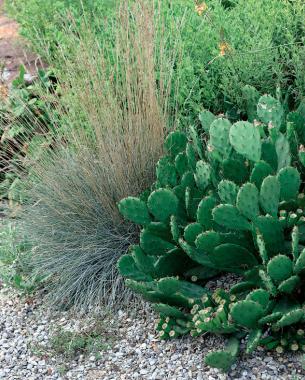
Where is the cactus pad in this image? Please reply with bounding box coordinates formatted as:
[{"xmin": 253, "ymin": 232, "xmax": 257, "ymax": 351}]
[
  {"xmin": 229, "ymin": 121, "xmax": 261, "ymax": 162},
  {"xmin": 277, "ymin": 167, "xmax": 300, "ymax": 201},
  {"xmin": 118, "ymin": 196, "xmax": 151, "ymax": 225},
  {"xmin": 195, "ymin": 161, "xmax": 211, "ymax": 191},
  {"xmin": 267, "ymin": 254, "xmax": 293, "ymax": 283},
  {"xmin": 205, "ymin": 338, "xmax": 239, "ymax": 372},
  {"xmin": 218, "ymin": 180, "xmax": 239, "ymax": 205},
  {"xmin": 259, "ymin": 175, "xmax": 280, "ymax": 217},
  {"xmin": 210, "ymin": 243, "xmax": 258, "ymax": 271},
  {"xmin": 250, "ymin": 161, "xmax": 273, "ymax": 189},
  {"xmin": 230, "ymin": 300, "xmax": 264, "ymax": 329},
  {"xmin": 222, "ymin": 158, "xmax": 249, "ymax": 185},
  {"xmin": 156, "ymin": 157, "xmax": 177, "ymax": 187},
  {"xmin": 246, "ymin": 289, "xmax": 270, "ymax": 309},
  {"xmin": 278, "ymin": 275, "xmax": 300, "ymax": 294},
  {"xmin": 184, "ymin": 223, "xmax": 203, "ymax": 243},
  {"xmin": 209, "ymin": 118, "xmax": 232, "ymax": 159},
  {"xmin": 246, "ymin": 329, "xmax": 262, "ymax": 354},
  {"xmin": 275, "ymin": 133, "xmax": 291, "ymax": 171},
  {"xmin": 147, "ymin": 189, "xmax": 179, "ymax": 221},
  {"xmin": 164, "ymin": 131, "xmax": 188, "ymax": 157},
  {"xmin": 197, "ymin": 196, "xmax": 217, "ymax": 229},
  {"xmin": 237, "ymin": 182, "xmax": 259, "ymax": 220},
  {"xmin": 257, "ymin": 95, "xmax": 284, "ymax": 129},
  {"xmin": 195, "ymin": 231, "xmax": 221, "ymax": 254},
  {"xmin": 212, "ymin": 204, "xmax": 251, "ymax": 230},
  {"xmin": 199, "ymin": 110, "xmax": 216, "ymax": 132}
]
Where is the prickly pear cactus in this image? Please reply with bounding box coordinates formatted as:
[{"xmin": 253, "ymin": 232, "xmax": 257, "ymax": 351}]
[{"xmin": 117, "ymin": 94, "xmax": 305, "ymax": 372}]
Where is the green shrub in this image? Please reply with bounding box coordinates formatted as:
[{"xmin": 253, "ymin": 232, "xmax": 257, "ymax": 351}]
[
  {"xmin": 117, "ymin": 94, "xmax": 305, "ymax": 370},
  {"xmin": 0, "ymin": 66, "xmax": 58, "ymax": 204},
  {"xmin": 6, "ymin": 0, "xmax": 305, "ymax": 124}
]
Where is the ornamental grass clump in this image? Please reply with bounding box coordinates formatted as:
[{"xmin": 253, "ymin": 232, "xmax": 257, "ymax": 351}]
[
  {"xmin": 117, "ymin": 94, "xmax": 305, "ymax": 370},
  {"xmin": 18, "ymin": 0, "xmax": 178, "ymax": 310}
]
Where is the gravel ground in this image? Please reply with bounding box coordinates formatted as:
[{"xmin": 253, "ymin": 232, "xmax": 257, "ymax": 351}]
[{"xmin": 0, "ymin": 286, "xmax": 304, "ymax": 380}]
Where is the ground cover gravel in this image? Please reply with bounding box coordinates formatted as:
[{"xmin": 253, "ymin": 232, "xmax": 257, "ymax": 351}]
[{"xmin": 0, "ymin": 284, "xmax": 304, "ymax": 380}]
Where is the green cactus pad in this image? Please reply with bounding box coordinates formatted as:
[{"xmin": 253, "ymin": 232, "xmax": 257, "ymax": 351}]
[
  {"xmin": 181, "ymin": 171, "xmax": 195, "ymax": 188},
  {"xmin": 156, "ymin": 157, "xmax": 177, "ymax": 187},
  {"xmin": 218, "ymin": 180, "xmax": 239, "ymax": 205},
  {"xmin": 222, "ymin": 158, "xmax": 249, "ymax": 185},
  {"xmin": 209, "ymin": 118, "xmax": 232, "ymax": 159},
  {"xmin": 259, "ymin": 270, "xmax": 277, "ymax": 296},
  {"xmin": 237, "ymin": 182, "xmax": 259, "ymax": 220},
  {"xmin": 278, "ymin": 275, "xmax": 300, "ymax": 294},
  {"xmin": 275, "ymin": 133, "xmax": 291, "ymax": 171},
  {"xmin": 117, "ymin": 255, "xmax": 152, "ymax": 281},
  {"xmin": 261, "ymin": 141, "xmax": 278, "ymax": 171},
  {"xmin": 195, "ymin": 161, "xmax": 211, "ymax": 191},
  {"xmin": 186, "ymin": 142, "xmax": 197, "ymax": 171},
  {"xmin": 277, "ymin": 167, "xmax": 300, "ymax": 201},
  {"xmin": 230, "ymin": 300, "xmax": 264, "ymax": 329},
  {"xmin": 184, "ymin": 223, "xmax": 203, "ymax": 244},
  {"xmin": 147, "ymin": 189, "xmax": 179, "ymax": 221},
  {"xmin": 257, "ymin": 95, "xmax": 284, "ymax": 128},
  {"xmin": 230, "ymin": 281, "xmax": 255, "ymax": 294},
  {"xmin": 154, "ymin": 249, "xmax": 192, "ymax": 277},
  {"xmin": 246, "ymin": 289, "xmax": 270, "ymax": 309},
  {"xmin": 175, "ymin": 152, "xmax": 189, "ymax": 176},
  {"xmin": 267, "ymin": 255, "xmax": 293, "ymax": 283},
  {"xmin": 246, "ymin": 329, "xmax": 262, "ymax": 354},
  {"xmin": 292, "ymin": 226, "xmax": 300, "ymax": 262},
  {"xmin": 179, "ymin": 238, "xmax": 215, "ymax": 267},
  {"xmin": 140, "ymin": 229, "xmax": 176, "ymax": 256},
  {"xmin": 164, "ymin": 131, "xmax": 188, "ymax": 157},
  {"xmin": 186, "ymin": 187, "xmax": 202, "ymax": 220},
  {"xmin": 275, "ymin": 309, "xmax": 304, "ymax": 328},
  {"xmin": 254, "ymin": 216, "xmax": 284, "ymax": 255},
  {"xmin": 118, "ymin": 197, "xmax": 151, "ymax": 225},
  {"xmin": 294, "ymin": 248, "xmax": 305, "ymax": 273},
  {"xmin": 153, "ymin": 304, "xmax": 187, "ymax": 319},
  {"xmin": 199, "ymin": 110, "xmax": 216, "ymax": 132},
  {"xmin": 256, "ymin": 233, "xmax": 268, "ymax": 265},
  {"xmin": 259, "ymin": 175, "xmax": 280, "ymax": 217},
  {"xmin": 212, "ymin": 204, "xmax": 251, "ymax": 231},
  {"xmin": 195, "ymin": 231, "xmax": 221, "ymax": 254},
  {"xmin": 170, "ymin": 215, "xmax": 180, "ymax": 242},
  {"xmin": 131, "ymin": 245, "xmax": 156, "ymax": 275},
  {"xmin": 258, "ymin": 312, "xmax": 283, "ymax": 325},
  {"xmin": 250, "ymin": 161, "xmax": 273, "ymax": 189},
  {"xmin": 210, "ymin": 243, "xmax": 258, "ymax": 272},
  {"xmin": 229, "ymin": 121, "xmax": 261, "ymax": 162},
  {"xmin": 197, "ymin": 196, "xmax": 217, "ymax": 229},
  {"xmin": 205, "ymin": 337, "xmax": 239, "ymax": 373},
  {"xmin": 157, "ymin": 277, "xmax": 208, "ymax": 299}
]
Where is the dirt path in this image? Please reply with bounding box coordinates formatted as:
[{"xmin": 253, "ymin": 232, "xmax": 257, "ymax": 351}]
[{"xmin": 0, "ymin": 0, "xmax": 44, "ymax": 90}]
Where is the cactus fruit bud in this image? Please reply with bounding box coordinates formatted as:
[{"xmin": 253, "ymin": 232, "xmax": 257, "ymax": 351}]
[{"xmin": 276, "ymin": 346, "xmax": 284, "ymax": 354}]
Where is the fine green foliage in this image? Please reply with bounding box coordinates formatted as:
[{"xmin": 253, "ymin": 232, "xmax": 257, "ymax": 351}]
[
  {"xmin": 0, "ymin": 219, "xmax": 45, "ymax": 293},
  {"xmin": 6, "ymin": 0, "xmax": 305, "ymax": 124},
  {"xmin": 118, "ymin": 94, "xmax": 305, "ymax": 370}
]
